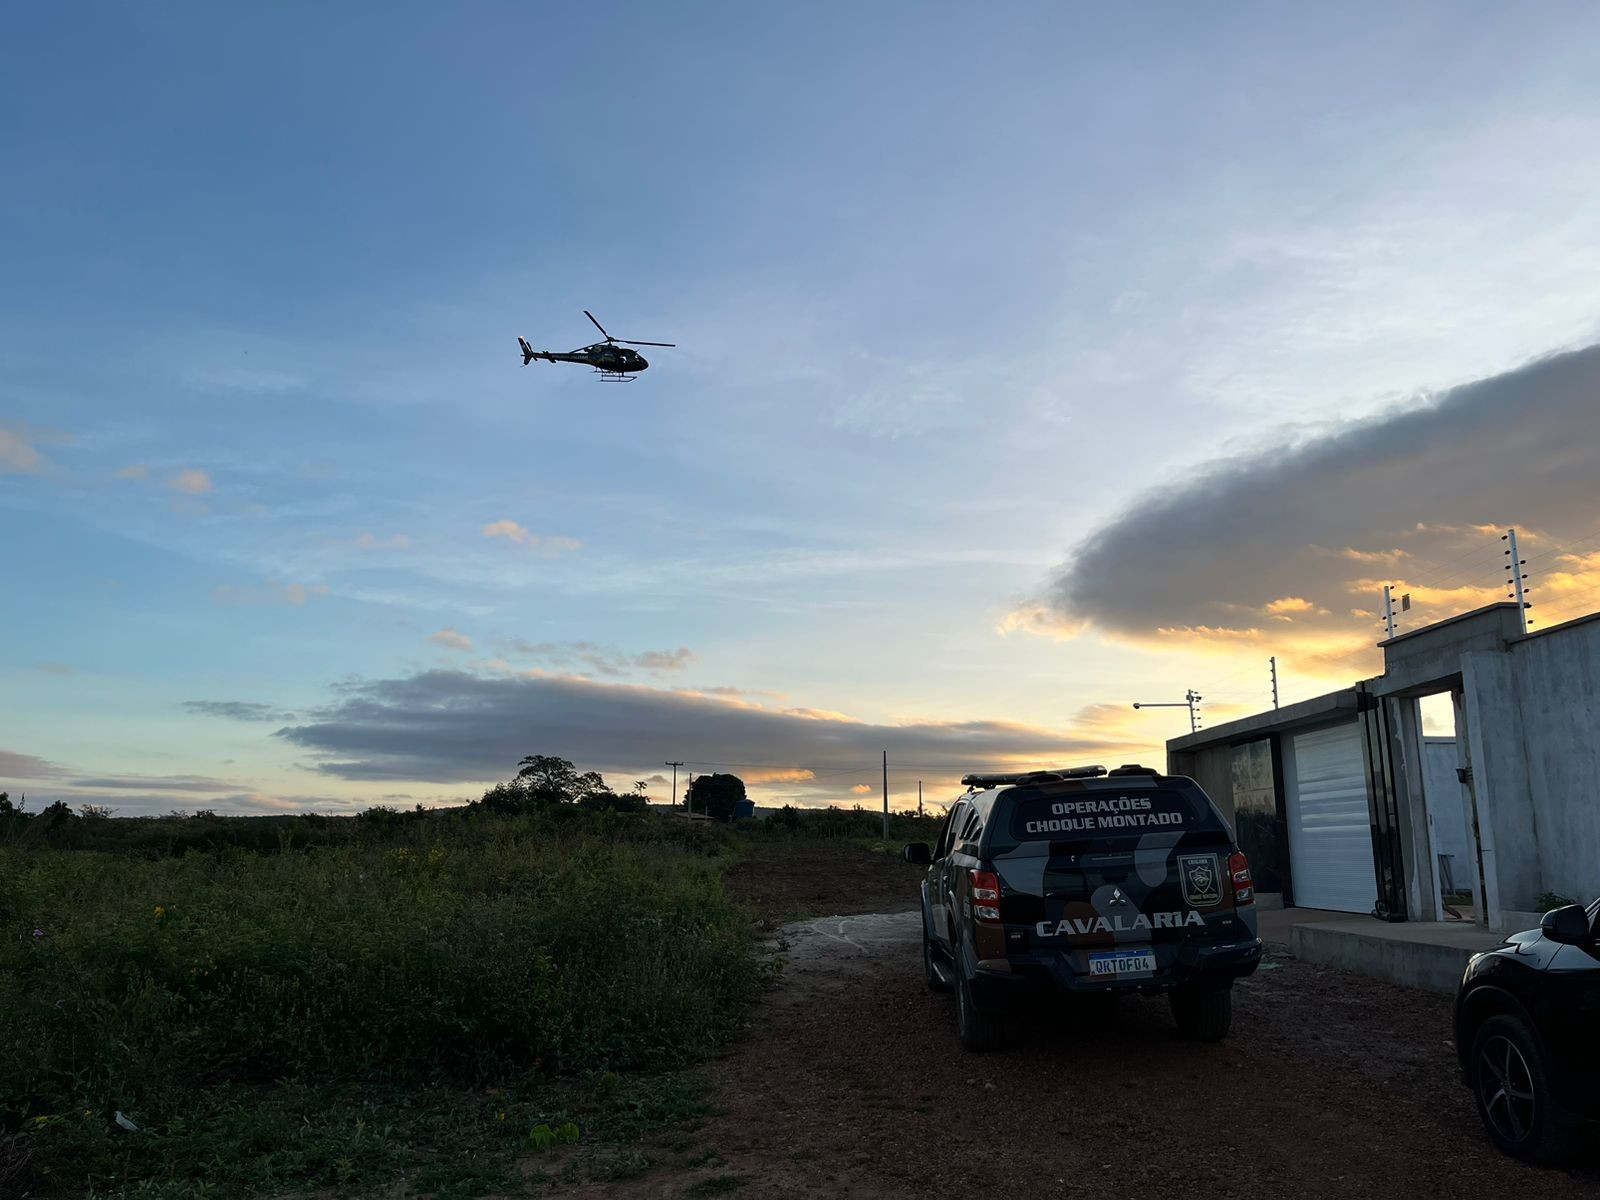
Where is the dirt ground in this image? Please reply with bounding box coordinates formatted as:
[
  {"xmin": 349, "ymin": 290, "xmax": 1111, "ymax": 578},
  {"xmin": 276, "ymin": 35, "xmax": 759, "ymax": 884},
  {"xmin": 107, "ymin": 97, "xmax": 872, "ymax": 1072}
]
[
  {"xmin": 566, "ymin": 841, "xmax": 1600, "ymax": 1198},
  {"xmin": 721, "ymin": 838, "xmax": 928, "ymax": 928}
]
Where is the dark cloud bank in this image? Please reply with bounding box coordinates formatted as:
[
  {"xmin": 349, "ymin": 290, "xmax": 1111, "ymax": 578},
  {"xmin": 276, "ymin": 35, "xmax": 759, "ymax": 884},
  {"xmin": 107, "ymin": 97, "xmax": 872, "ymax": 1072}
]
[
  {"xmin": 276, "ymin": 671, "xmax": 1132, "ymax": 784},
  {"xmin": 1049, "ymin": 341, "xmax": 1600, "ymax": 634}
]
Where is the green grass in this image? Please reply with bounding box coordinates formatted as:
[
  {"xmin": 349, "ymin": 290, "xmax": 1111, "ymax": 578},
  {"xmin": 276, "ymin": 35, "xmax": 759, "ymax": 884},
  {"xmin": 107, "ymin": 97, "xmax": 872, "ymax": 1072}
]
[{"xmin": 0, "ymin": 811, "xmax": 753, "ymax": 1197}]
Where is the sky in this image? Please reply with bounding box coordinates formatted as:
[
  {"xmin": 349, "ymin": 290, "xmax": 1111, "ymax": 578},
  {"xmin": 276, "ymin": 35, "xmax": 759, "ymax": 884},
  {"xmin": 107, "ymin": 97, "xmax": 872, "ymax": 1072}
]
[{"xmin": 7, "ymin": 2, "xmax": 1600, "ymax": 815}]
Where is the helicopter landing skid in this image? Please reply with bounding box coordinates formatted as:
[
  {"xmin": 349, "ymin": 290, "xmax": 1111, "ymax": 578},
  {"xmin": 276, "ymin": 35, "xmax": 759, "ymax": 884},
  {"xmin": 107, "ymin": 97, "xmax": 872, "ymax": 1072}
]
[{"xmin": 595, "ymin": 370, "xmax": 635, "ymax": 382}]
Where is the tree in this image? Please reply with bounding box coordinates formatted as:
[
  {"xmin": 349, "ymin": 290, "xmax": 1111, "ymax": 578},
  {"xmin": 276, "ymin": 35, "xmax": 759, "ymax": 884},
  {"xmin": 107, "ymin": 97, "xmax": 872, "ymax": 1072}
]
[
  {"xmin": 478, "ymin": 754, "xmax": 644, "ymax": 815},
  {"xmin": 688, "ymin": 773, "xmax": 746, "ymax": 823},
  {"xmin": 515, "ymin": 755, "xmax": 584, "ymax": 804}
]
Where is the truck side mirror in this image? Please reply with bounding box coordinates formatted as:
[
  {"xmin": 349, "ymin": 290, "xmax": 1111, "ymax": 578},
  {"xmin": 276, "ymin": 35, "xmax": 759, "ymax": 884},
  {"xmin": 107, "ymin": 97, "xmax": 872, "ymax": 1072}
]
[
  {"xmin": 902, "ymin": 842, "xmax": 932, "ymax": 865},
  {"xmin": 1541, "ymin": 904, "xmax": 1591, "ymax": 945}
]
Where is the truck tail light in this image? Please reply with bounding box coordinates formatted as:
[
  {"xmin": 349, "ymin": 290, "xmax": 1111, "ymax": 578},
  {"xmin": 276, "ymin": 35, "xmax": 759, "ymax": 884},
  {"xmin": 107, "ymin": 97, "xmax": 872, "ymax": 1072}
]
[
  {"xmin": 969, "ymin": 869, "xmax": 1002, "ymax": 923},
  {"xmin": 1229, "ymin": 851, "xmax": 1254, "ymax": 906}
]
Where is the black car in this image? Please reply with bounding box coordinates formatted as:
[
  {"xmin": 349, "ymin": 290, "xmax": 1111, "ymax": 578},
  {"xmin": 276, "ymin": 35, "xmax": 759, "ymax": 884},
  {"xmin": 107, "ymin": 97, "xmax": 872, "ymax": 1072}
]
[
  {"xmin": 903, "ymin": 764, "xmax": 1262, "ymax": 1051},
  {"xmin": 1455, "ymin": 900, "xmax": 1600, "ymax": 1163}
]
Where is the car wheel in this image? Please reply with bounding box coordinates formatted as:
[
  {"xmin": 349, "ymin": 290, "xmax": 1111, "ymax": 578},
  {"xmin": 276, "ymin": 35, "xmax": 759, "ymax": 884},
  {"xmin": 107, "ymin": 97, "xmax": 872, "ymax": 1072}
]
[
  {"xmin": 1470, "ymin": 1014, "xmax": 1572, "ymax": 1164},
  {"xmin": 923, "ymin": 931, "xmax": 952, "ymax": 993},
  {"xmin": 1169, "ymin": 984, "xmax": 1232, "ymax": 1042},
  {"xmin": 954, "ymin": 952, "xmax": 1008, "ymax": 1053}
]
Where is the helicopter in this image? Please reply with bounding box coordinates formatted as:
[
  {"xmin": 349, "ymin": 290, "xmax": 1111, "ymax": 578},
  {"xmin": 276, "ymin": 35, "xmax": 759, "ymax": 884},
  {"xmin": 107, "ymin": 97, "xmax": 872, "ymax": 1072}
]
[{"xmin": 517, "ymin": 311, "xmax": 675, "ymax": 382}]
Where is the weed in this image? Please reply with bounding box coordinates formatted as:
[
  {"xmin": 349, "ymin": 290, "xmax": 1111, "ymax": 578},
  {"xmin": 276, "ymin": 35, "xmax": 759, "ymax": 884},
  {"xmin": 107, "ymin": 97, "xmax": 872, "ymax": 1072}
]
[{"xmin": 1, "ymin": 812, "xmax": 752, "ymax": 1196}]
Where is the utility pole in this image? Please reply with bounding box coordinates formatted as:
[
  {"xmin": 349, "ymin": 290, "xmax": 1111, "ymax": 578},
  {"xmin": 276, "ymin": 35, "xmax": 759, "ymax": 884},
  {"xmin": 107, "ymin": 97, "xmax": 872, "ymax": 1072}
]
[
  {"xmin": 687, "ymin": 772, "xmax": 695, "ymax": 816},
  {"xmin": 1269, "ymin": 656, "xmax": 1279, "ymax": 710},
  {"xmin": 1382, "ymin": 584, "xmax": 1397, "ymax": 640},
  {"xmin": 918, "ymin": 779, "xmax": 923, "ymax": 817},
  {"xmin": 665, "ymin": 760, "xmax": 684, "ymax": 813},
  {"xmin": 1132, "ymin": 690, "xmax": 1202, "ymax": 734},
  {"xmin": 1503, "ymin": 528, "xmax": 1530, "ymax": 633},
  {"xmin": 882, "ymin": 750, "xmax": 889, "ymax": 841}
]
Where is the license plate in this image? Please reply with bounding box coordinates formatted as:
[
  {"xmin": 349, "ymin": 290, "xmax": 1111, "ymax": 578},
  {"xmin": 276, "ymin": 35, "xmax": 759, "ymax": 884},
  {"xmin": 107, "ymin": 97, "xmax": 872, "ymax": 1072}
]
[{"xmin": 1088, "ymin": 949, "xmax": 1156, "ymax": 976}]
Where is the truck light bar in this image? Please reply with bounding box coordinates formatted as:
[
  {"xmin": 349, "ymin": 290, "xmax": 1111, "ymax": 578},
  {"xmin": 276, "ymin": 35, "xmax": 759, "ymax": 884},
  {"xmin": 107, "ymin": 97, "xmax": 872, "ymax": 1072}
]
[{"xmin": 960, "ymin": 765, "xmax": 1107, "ymax": 788}]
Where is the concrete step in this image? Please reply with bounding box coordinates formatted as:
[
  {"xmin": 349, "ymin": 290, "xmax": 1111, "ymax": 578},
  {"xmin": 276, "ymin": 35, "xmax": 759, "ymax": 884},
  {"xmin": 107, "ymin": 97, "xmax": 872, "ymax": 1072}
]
[{"xmin": 1290, "ymin": 918, "xmax": 1507, "ymax": 994}]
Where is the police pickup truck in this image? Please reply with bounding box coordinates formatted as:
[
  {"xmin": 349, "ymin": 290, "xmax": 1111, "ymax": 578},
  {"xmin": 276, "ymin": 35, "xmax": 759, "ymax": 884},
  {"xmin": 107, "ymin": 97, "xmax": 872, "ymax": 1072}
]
[{"xmin": 904, "ymin": 764, "xmax": 1261, "ymax": 1051}]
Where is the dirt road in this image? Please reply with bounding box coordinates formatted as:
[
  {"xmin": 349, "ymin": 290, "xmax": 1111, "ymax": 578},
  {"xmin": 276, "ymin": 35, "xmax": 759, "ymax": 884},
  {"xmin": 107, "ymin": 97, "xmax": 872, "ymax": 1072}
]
[{"xmin": 579, "ymin": 842, "xmax": 1599, "ymax": 1198}]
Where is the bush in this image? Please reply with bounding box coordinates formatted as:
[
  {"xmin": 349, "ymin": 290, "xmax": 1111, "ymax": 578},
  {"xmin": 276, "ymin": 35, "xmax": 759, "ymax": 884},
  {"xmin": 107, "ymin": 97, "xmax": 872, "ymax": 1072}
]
[{"xmin": 0, "ymin": 814, "xmax": 757, "ymax": 1133}]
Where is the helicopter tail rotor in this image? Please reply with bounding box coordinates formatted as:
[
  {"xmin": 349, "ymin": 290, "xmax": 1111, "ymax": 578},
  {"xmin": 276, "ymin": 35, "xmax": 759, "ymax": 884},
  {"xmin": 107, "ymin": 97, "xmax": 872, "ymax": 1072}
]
[{"xmin": 518, "ymin": 337, "xmax": 536, "ymax": 366}]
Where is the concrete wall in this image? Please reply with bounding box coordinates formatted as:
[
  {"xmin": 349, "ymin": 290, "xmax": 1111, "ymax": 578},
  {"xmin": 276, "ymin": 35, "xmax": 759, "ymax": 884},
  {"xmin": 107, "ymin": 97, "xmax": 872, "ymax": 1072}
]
[
  {"xmin": 1506, "ymin": 618, "xmax": 1600, "ymax": 905},
  {"xmin": 1461, "ymin": 617, "xmax": 1600, "ymax": 915},
  {"xmin": 1169, "ymin": 742, "xmax": 1234, "ymax": 825}
]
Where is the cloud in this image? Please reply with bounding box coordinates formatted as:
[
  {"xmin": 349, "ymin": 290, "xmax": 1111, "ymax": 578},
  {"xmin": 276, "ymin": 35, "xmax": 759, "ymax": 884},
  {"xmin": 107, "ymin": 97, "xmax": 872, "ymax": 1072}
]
[
  {"xmin": 1335, "ymin": 547, "xmax": 1410, "ymax": 566},
  {"xmin": 115, "ymin": 463, "xmax": 150, "ymax": 481},
  {"xmin": 631, "ymin": 648, "xmax": 696, "ymax": 672},
  {"xmin": 0, "ymin": 749, "xmax": 65, "ymax": 779},
  {"xmin": 0, "ymin": 424, "xmax": 44, "ymax": 474},
  {"xmin": 67, "ymin": 773, "xmax": 243, "ymax": 793},
  {"xmin": 1037, "ymin": 341, "xmax": 1600, "ymax": 648},
  {"xmin": 1262, "ymin": 596, "xmax": 1330, "ymax": 620},
  {"xmin": 429, "ymin": 628, "xmax": 473, "ymax": 652},
  {"xmin": 480, "ymin": 520, "xmax": 581, "ymax": 554},
  {"xmin": 275, "ymin": 669, "xmax": 1143, "ymax": 786},
  {"xmin": 743, "ymin": 768, "xmax": 816, "ymax": 784},
  {"xmin": 182, "ymin": 700, "xmax": 298, "ymax": 722},
  {"xmin": 355, "ymin": 531, "xmax": 411, "ymax": 551},
  {"xmin": 33, "ymin": 662, "xmax": 73, "ymax": 676},
  {"xmin": 212, "ymin": 581, "xmax": 330, "ymax": 606},
  {"xmin": 481, "ymin": 519, "xmax": 528, "ymax": 542},
  {"xmin": 500, "ymin": 640, "xmax": 697, "ymax": 678},
  {"xmin": 169, "ymin": 468, "xmax": 213, "ymax": 495},
  {"xmin": 850, "ymin": 783, "xmax": 874, "ymax": 795},
  {"xmin": 0, "ymin": 745, "xmax": 360, "ymax": 816},
  {"xmin": 995, "ymin": 603, "xmax": 1088, "ymax": 642},
  {"xmin": 0, "ymin": 748, "xmax": 241, "ymax": 796}
]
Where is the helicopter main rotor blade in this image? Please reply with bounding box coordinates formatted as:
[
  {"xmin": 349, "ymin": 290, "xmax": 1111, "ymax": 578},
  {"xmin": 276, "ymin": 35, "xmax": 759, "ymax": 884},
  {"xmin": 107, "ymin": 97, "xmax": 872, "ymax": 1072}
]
[
  {"xmin": 583, "ymin": 310, "xmax": 613, "ymax": 341},
  {"xmin": 618, "ymin": 339, "xmax": 676, "ymax": 347}
]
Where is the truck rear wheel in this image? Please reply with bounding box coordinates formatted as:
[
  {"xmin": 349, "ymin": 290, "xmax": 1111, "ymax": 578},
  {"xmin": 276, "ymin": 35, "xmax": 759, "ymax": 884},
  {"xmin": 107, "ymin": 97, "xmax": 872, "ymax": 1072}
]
[
  {"xmin": 955, "ymin": 957, "xmax": 1008, "ymax": 1052},
  {"xmin": 1170, "ymin": 984, "xmax": 1232, "ymax": 1042}
]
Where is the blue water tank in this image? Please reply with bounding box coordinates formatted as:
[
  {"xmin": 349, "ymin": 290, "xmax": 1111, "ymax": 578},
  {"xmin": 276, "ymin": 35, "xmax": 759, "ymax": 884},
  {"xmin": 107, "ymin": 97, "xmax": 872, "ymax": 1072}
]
[{"xmin": 734, "ymin": 799, "xmax": 755, "ymax": 820}]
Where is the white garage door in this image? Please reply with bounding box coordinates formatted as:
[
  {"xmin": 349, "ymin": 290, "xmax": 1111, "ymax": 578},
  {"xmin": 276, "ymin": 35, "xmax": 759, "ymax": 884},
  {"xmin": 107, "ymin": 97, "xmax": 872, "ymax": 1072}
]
[{"xmin": 1288, "ymin": 723, "xmax": 1377, "ymax": 914}]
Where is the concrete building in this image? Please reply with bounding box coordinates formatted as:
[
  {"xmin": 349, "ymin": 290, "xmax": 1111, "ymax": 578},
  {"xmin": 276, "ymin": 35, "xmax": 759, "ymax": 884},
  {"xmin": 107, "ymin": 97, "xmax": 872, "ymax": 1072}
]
[{"xmin": 1167, "ymin": 602, "xmax": 1600, "ymax": 938}]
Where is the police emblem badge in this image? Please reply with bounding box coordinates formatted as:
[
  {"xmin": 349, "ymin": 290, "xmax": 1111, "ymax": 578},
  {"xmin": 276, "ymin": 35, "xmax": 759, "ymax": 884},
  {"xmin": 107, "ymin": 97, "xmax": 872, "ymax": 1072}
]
[{"xmin": 1178, "ymin": 853, "xmax": 1222, "ymax": 907}]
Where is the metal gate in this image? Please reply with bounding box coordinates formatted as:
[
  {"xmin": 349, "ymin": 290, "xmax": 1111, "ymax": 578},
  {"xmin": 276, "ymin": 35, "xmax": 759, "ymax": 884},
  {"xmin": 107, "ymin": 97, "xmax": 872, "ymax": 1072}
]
[{"xmin": 1287, "ymin": 722, "xmax": 1378, "ymax": 913}]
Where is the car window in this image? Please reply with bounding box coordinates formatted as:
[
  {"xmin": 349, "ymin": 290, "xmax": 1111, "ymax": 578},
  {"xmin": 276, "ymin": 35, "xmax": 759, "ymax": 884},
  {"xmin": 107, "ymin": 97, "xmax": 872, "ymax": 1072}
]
[
  {"xmin": 958, "ymin": 806, "xmax": 983, "ymax": 846},
  {"xmin": 1002, "ymin": 784, "xmax": 1221, "ymax": 846},
  {"xmin": 934, "ymin": 802, "xmax": 964, "ymax": 859}
]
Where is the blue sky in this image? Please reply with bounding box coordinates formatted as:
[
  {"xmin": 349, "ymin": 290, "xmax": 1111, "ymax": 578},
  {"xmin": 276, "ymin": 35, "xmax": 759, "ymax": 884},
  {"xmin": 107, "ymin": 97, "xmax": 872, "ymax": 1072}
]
[{"xmin": 7, "ymin": 3, "xmax": 1600, "ymax": 812}]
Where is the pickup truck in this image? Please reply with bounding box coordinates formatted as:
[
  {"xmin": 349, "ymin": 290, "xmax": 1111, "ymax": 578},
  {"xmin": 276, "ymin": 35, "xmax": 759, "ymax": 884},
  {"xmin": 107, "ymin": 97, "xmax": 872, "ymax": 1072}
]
[{"xmin": 904, "ymin": 764, "xmax": 1262, "ymax": 1050}]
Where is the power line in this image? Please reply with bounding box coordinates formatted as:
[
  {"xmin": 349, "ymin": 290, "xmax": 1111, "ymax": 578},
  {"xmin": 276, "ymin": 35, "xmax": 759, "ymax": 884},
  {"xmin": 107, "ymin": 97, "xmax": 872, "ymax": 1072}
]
[
  {"xmin": 1402, "ymin": 539, "xmax": 1498, "ymax": 579},
  {"xmin": 1520, "ymin": 525, "xmax": 1600, "ymax": 567}
]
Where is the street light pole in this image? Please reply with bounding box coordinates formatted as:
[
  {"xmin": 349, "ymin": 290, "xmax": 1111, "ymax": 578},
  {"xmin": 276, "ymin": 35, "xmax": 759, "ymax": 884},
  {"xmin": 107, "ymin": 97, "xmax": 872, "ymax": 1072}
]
[{"xmin": 1132, "ymin": 690, "xmax": 1203, "ymax": 734}]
